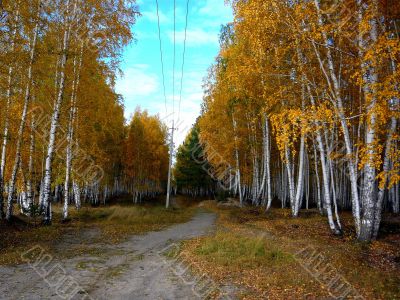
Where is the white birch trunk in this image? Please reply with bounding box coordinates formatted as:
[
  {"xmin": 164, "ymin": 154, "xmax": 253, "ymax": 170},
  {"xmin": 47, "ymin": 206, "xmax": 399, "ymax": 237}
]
[
  {"xmin": 284, "ymin": 144, "xmax": 296, "ymax": 215},
  {"xmin": 258, "ymin": 117, "xmax": 267, "ymax": 203},
  {"xmin": 264, "ymin": 117, "xmax": 272, "ymax": 210},
  {"xmin": 73, "ymin": 181, "xmax": 80, "ymax": 210},
  {"xmin": 6, "ymin": 4, "xmax": 41, "ymax": 221},
  {"xmin": 42, "ymin": 0, "xmax": 77, "ymax": 224},
  {"xmin": 372, "ymin": 116, "xmax": 397, "ymax": 238},
  {"xmin": 358, "ymin": 0, "xmax": 379, "ymax": 242},
  {"xmin": 372, "ymin": 54, "xmax": 399, "ymax": 238},
  {"xmin": 294, "ymin": 84, "xmax": 307, "ymax": 216},
  {"xmin": 0, "ymin": 7, "xmax": 20, "ymax": 218},
  {"xmin": 26, "ymin": 115, "xmax": 36, "ymax": 209},
  {"xmin": 63, "ymin": 43, "xmax": 83, "ymax": 220},
  {"xmin": 313, "ymin": 0, "xmax": 361, "ymax": 235},
  {"xmin": 313, "ymin": 144, "xmax": 322, "ymax": 213},
  {"xmin": 306, "ymin": 84, "xmax": 341, "ymax": 234},
  {"xmin": 296, "ymin": 43, "xmax": 339, "ymax": 231},
  {"xmin": 232, "ymin": 115, "xmax": 243, "ymax": 206},
  {"xmin": 294, "ymin": 133, "xmax": 305, "ymax": 216}
]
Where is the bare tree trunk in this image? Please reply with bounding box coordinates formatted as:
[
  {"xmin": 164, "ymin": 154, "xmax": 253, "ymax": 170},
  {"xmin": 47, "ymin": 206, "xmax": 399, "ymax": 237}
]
[
  {"xmin": 358, "ymin": 0, "xmax": 379, "ymax": 242},
  {"xmin": 26, "ymin": 115, "xmax": 36, "ymax": 209},
  {"xmin": 6, "ymin": 2, "xmax": 41, "ymax": 221},
  {"xmin": 372, "ymin": 50, "xmax": 400, "ymax": 236},
  {"xmin": 296, "ymin": 43, "xmax": 339, "ymax": 232},
  {"xmin": 313, "ymin": 143, "xmax": 322, "ymax": 213},
  {"xmin": 294, "ymin": 85, "xmax": 307, "ymax": 216},
  {"xmin": 372, "ymin": 116, "xmax": 397, "ymax": 239},
  {"xmin": 284, "ymin": 144, "xmax": 295, "ymax": 215},
  {"xmin": 313, "ymin": 0, "xmax": 361, "ymax": 235},
  {"xmin": 0, "ymin": 6, "xmax": 20, "ymax": 219},
  {"xmin": 63, "ymin": 43, "xmax": 83, "ymax": 220},
  {"xmin": 265, "ymin": 117, "xmax": 272, "ymax": 210},
  {"xmin": 232, "ymin": 115, "xmax": 243, "ymax": 206},
  {"xmin": 294, "ymin": 133, "xmax": 305, "ymax": 216},
  {"xmin": 258, "ymin": 117, "xmax": 267, "ymax": 203},
  {"xmin": 19, "ymin": 164, "xmax": 30, "ymax": 214},
  {"xmin": 42, "ymin": 0, "xmax": 77, "ymax": 224},
  {"xmin": 306, "ymin": 84, "xmax": 341, "ymax": 234}
]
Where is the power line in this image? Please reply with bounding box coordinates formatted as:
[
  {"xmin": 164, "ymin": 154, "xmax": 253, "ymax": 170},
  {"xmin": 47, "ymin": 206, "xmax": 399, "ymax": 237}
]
[
  {"xmin": 155, "ymin": 0, "xmax": 167, "ymax": 114},
  {"xmin": 172, "ymin": 0, "xmax": 176, "ymax": 117},
  {"xmin": 166, "ymin": 0, "xmax": 190, "ymax": 208},
  {"xmin": 177, "ymin": 0, "xmax": 190, "ymax": 122},
  {"xmin": 166, "ymin": 0, "xmax": 177, "ymax": 209}
]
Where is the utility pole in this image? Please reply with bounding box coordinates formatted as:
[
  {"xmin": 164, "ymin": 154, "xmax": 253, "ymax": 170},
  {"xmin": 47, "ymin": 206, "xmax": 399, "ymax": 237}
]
[{"xmin": 166, "ymin": 120, "xmax": 174, "ymax": 208}]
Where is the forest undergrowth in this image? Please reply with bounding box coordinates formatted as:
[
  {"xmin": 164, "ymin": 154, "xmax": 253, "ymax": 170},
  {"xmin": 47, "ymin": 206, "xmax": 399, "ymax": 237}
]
[{"xmin": 180, "ymin": 201, "xmax": 400, "ymax": 300}]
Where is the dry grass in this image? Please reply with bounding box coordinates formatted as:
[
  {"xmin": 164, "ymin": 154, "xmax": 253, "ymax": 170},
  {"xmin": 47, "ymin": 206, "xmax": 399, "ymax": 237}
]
[
  {"xmin": 0, "ymin": 201, "xmax": 196, "ymax": 266},
  {"xmin": 180, "ymin": 201, "xmax": 400, "ymax": 300},
  {"xmin": 71, "ymin": 204, "xmax": 196, "ymax": 243}
]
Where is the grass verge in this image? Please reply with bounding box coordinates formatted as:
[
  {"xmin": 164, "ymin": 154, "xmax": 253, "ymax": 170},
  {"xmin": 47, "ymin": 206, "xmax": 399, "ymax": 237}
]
[{"xmin": 179, "ymin": 201, "xmax": 400, "ymax": 299}]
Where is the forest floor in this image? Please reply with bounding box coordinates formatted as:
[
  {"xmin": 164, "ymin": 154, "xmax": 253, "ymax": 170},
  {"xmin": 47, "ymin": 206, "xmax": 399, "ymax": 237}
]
[
  {"xmin": 0, "ymin": 199, "xmax": 220, "ymax": 299},
  {"xmin": 179, "ymin": 201, "xmax": 400, "ymax": 300},
  {"xmin": 1, "ymin": 198, "xmax": 399, "ymax": 299}
]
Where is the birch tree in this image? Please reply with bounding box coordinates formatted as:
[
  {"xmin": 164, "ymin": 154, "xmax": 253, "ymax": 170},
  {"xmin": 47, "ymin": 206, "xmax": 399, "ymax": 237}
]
[
  {"xmin": 199, "ymin": 0, "xmax": 399, "ymax": 241},
  {"xmin": 0, "ymin": 3, "xmax": 20, "ymax": 219},
  {"xmin": 5, "ymin": 0, "xmax": 41, "ymax": 221}
]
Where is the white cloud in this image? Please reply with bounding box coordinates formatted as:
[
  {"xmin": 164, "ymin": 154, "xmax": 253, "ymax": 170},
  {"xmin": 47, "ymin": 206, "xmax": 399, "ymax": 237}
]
[
  {"xmin": 142, "ymin": 9, "xmax": 169, "ymax": 24},
  {"xmin": 118, "ymin": 78, "xmax": 203, "ymax": 148},
  {"xmin": 145, "ymin": 91, "xmax": 203, "ymax": 149},
  {"xmin": 117, "ymin": 0, "xmax": 233, "ymax": 147},
  {"xmin": 115, "ymin": 65, "xmax": 159, "ymax": 111},
  {"xmin": 167, "ymin": 29, "xmax": 218, "ymax": 46},
  {"xmin": 198, "ymin": 0, "xmax": 232, "ymax": 21}
]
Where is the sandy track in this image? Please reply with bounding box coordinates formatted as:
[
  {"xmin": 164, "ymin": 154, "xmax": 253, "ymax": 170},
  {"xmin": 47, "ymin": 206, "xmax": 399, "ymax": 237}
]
[{"xmin": 0, "ymin": 211, "xmax": 218, "ymax": 300}]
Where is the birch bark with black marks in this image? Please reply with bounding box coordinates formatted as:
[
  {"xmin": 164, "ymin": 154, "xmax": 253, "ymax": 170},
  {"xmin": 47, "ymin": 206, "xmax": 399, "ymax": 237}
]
[
  {"xmin": 306, "ymin": 83, "xmax": 341, "ymax": 234},
  {"xmin": 26, "ymin": 114, "xmax": 36, "ymax": 210},
  {"xmin": 295, "ymin": 42, "xmax": 340, "ymax": 232},
  {"xmin": 42, "ymin": 0, "xmax": 78, "ymax": 224},
  {"xmin": 358, "ymin": 0, "xmax": 379, "ymax": 242},
  {"xmin": 259, "ymin": 115, "xmax": 272, "ymax": 210},
  {"xmin": 313, "ymin": 0, "xmax": 360, "ymax": 235},
  {"xmin": 284, "ymin": 144, "xmax": 296, "ymax": 215},
  {"xmin": 372, "ymin": 53, "xmax": 399, "ymax": 238},
  {"xmin": 5, "ymin": 2, "xmax": 41, "ymax": 221},
  {"xmin": 63, "ymin": 43, "xmax": 83, "ymax": 220},
  {"xmin": 293, "ymin": 133, "xmax": 305, "ymax": 217},
  {"xmin": 293, "ymin": 88, "xmax": 306, "ymax": 216},
  {"xmin": 232, "ymin": 115, "xmax": 243, "ymax": 206},
  {"xmin": 312, "ymin": 143, "xmax": 322, "ymax": 214},
  {"xmin": 372, "ymin": 116, "xmax": 397, "ymax": 239},
  {"xmin": 0, "ymin": 6, "xmax": 20, "ymax": 219}
]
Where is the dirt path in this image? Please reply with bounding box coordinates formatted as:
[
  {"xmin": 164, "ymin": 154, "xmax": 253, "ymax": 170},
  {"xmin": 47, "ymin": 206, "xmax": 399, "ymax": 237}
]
[{"xmin": 0, "ymin": 211, "xmax": 220, "ymax": 300}]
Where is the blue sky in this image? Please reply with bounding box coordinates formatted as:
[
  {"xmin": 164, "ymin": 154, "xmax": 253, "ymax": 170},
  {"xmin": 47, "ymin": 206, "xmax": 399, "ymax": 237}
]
[{"xmin": 115, "ymin": 0, "xmax": 233, "ymax": 147}]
